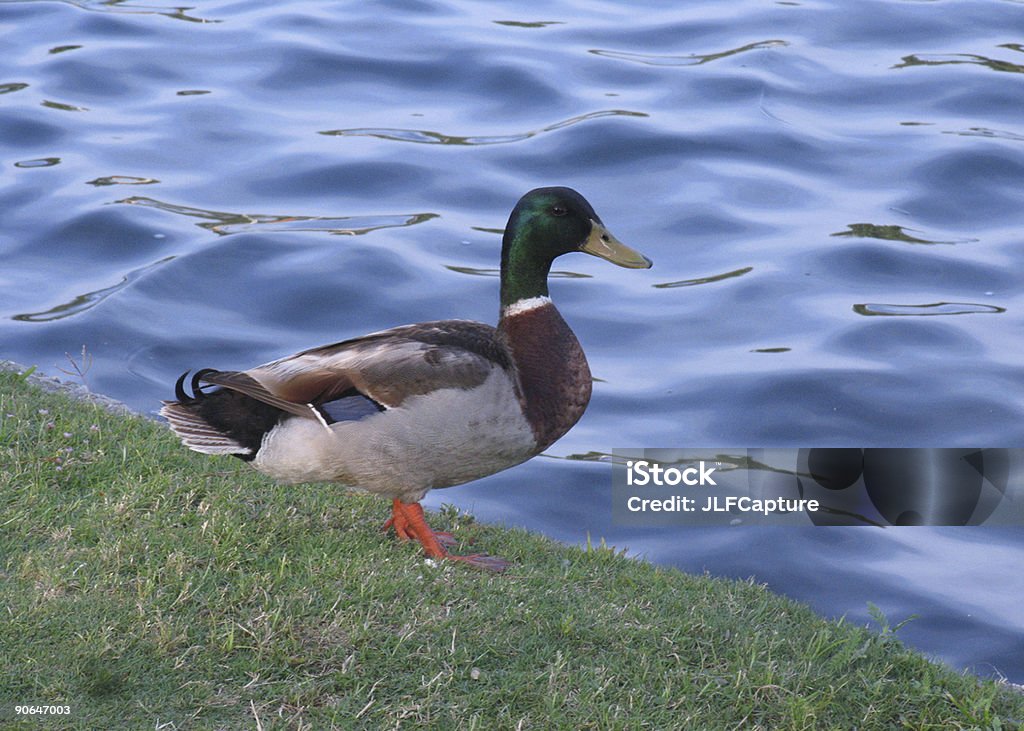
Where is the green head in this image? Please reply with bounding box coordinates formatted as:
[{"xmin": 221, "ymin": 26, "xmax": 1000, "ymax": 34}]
[{"xmin": 500, "ymin": 187, "xmax": 652, "ymax": 309}]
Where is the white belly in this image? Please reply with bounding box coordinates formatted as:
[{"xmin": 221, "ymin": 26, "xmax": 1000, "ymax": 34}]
[{"xmin": 252, "ymin": 369, "xmax": 537, "ymax": 502}]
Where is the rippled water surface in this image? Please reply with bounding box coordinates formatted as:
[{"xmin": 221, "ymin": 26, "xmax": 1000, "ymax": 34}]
[{"xmin": 3, "ymin": 0, "xmax": 1024, "ymax": 681}]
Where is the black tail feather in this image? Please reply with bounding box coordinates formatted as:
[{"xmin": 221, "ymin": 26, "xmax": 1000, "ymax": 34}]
[
  {"xmin": 174, "ymin": 369, "xmax": 220, "ymax": 404},
  {"xmin": 165, "ymin": 368, "xmax": 287, "ymax": 461}
]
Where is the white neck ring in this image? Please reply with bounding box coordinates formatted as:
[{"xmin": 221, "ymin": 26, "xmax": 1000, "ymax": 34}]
[{"xmin": 503, "ymin": 295, "xmax": 552, "ymax": 317}]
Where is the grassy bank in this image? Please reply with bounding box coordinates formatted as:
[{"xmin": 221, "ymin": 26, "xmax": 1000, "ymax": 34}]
[{"xmin": 1, "ymin": 369, "xmax": 1021, "ymax": 730}]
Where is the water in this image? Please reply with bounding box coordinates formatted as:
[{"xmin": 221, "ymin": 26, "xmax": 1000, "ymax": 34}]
[{"xmin": 3, "ymin": 0, "xmax": 1024, "ymax": 682}]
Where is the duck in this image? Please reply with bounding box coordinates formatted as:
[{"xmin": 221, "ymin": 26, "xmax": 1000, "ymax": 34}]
[{"xmin": 161, "ymin": 187, "xmax": 651, "ymax": 570}]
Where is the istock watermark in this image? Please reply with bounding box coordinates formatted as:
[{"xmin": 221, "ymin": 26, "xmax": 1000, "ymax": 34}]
[
  {"xmin": 625, "ymin": 459, "xmax": 718, "ymax": 486},
  {"xmin": 612, "ymin": 448, "xmax": 1024, "ymax": 527}
]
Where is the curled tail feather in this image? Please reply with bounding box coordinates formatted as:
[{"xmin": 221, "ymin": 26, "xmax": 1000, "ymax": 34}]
[{"xmin": 160, "ymin": 370, "xmax": 267, "ymax": 457}]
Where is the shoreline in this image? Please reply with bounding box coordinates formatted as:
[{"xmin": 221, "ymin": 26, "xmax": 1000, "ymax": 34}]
[
  {"xmin": 2, "ymin": 361, "xmax": 1022, "ymax": 729},
  {"xmin": 0, "ymin": 359, "xmax": 136, "ymax": 417}
]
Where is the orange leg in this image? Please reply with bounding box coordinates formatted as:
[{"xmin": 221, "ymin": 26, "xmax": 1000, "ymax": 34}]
[
  {"xmin": 381, "ymin": 501, "xmax": 457, "ymax": 549},
  {"xmin": 381, "ymin": 499, "xmax": 509, "ymax": 572}
]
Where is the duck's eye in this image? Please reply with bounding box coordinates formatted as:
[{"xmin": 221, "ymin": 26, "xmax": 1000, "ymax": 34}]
[{"xmin": 551, "ymin": 205, "xmax": 568, "ymax": 217}]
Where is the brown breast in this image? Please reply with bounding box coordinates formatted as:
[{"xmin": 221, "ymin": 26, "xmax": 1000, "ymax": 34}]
[{"xmin": 500, "ymin": 302, "xmax": 592, "ymax": 452}]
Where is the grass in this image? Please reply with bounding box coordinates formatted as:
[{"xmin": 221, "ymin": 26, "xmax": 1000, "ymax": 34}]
[{"xmin": 1, "ymin": 368, "xmax": 1022, "ymax": 730}]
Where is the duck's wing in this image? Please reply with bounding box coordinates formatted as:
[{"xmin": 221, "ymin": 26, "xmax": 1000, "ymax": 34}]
[{"xmin": 196, "ymin": 320, "xmax": 514, "ymax": 419}]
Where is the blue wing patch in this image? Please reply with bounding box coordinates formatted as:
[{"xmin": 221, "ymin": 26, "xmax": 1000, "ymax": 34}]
[{"xmin": 319, "ymin": 393, "xmax": 385, "ymax": 424}]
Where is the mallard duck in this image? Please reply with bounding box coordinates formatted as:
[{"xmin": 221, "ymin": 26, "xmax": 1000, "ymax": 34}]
[{"xmin": 161, "ymin": 187, "xmax": 651, "ymax": 570}]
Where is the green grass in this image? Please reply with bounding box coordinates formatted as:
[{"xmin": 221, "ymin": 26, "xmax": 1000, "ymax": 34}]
[{"xmin": 1, "ymin": 369, "xmax": 1022, "ymax": 730}]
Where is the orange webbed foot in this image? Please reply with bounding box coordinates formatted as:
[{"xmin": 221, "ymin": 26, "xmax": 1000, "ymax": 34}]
[
  {"xmin": 445, "ymin": 553, "xmax": 512, "ymax": 571},
  {"xmin": 382, "ymin": 499, "xmax": 508, "ymax": 572}
]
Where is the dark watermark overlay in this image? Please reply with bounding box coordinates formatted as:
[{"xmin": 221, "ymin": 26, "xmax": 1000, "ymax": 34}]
[{"xmin": 612, "ymin": 448, "xmax": 1023, "ymax": 527}]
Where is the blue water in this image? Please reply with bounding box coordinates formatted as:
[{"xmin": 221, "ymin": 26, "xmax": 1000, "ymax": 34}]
[{"xmin": 3, "ymin": 0, "xmax": 1024, "ymax": 682}]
